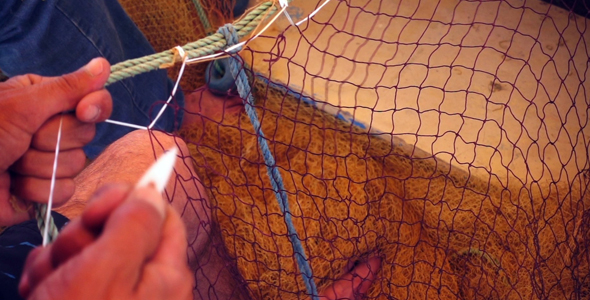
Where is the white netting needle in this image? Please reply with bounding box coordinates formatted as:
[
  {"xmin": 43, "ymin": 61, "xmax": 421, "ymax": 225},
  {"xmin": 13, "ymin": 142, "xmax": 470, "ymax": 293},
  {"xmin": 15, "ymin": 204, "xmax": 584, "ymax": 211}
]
[{"xmin": 136, "ymin": 147, "xmax": 178, "ymax": 193}]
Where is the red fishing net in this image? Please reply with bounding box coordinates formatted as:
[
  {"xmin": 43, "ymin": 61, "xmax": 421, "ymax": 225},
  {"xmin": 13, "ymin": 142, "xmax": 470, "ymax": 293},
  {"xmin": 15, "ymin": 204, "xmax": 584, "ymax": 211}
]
[{"xmin": 125, "ymin": 0, "xmax": 590, "ymax": 299}]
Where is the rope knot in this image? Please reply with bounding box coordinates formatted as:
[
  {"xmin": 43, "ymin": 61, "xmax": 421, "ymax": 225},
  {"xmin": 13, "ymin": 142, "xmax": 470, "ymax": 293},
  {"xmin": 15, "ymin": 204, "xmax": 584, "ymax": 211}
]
[
  {"xmin": 218, "ymin": 24, "xmax": 242, "ymax": 53},
  {"xmin": 160, "ymin": 46, "xmax": 187, "ymax": 69}
]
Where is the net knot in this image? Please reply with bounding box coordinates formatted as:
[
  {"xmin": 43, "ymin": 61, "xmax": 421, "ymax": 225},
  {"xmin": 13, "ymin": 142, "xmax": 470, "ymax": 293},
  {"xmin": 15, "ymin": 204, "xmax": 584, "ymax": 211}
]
[{"xmin": 218, "ymin": 24, "xmax": 242, "ymax": 54}]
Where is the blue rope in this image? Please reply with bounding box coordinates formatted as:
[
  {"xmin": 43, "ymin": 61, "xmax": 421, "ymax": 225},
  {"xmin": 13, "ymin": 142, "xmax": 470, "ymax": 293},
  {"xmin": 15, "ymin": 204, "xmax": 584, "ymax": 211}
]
[
  {"xmin": 256, "ymin": 74, "xmax": 367, "ymax": 129},
  {"xmin": 218, "ymin": 24, "xmax": 319, "ymax": 299}
]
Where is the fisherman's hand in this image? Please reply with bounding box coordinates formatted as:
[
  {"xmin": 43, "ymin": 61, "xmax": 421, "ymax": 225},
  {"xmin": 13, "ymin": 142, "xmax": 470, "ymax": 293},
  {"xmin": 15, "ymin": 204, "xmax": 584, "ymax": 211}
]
[
  {"xmin": 0, "ymin": 58, "xmax": 112, "ymax": 227},
  {"xmin": 19, "ymin": 183, "xmax": 192, "ymax": 300}
]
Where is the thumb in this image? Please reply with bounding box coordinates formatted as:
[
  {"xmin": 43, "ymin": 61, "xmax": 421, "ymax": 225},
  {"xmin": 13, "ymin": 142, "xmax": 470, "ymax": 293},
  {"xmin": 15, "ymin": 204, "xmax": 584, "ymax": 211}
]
[{"xmin": 21, "ymin": 58, "xmax": 110, "ymax": 131}]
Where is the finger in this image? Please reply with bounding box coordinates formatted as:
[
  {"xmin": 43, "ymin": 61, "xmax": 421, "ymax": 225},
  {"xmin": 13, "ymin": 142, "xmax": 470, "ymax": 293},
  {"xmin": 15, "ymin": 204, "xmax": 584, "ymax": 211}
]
[
  {"xmin": 20, "ymin": 185, "xmax": 130, "ymax": 299},
  {"xmin": 11, "ymin": 176, "xmax": 75, "ymax": 206},
  {"xmin": 8, "ymin": 58, "xmax": 110, "ymax": 135},
  {"xmin": 0, "ymin": 74, "xmax": 43, "ymax": 91},
  {"xmin": 85, "ymin": 187, "xmax": 167, "ymax": 281},
  {"xmin": 31, "ymin": 114, "xmax": 95, "ymax": 151},
  {"xmin": 150, "ymin": 206, "xmax": 188, "ymax": 269},
  {"xmin": 19, "ymin": 247, "xmax": 54, "ymax": 299},
  {"xmin": 81, "ymin": 183, "xmax": 131, "ymax": 233},
  {"xmin": 26, "ymin": 186, "xmax": 165, "ymax": 300},
  {"xmin": 23, "ymin": 58, "xmax": 110, "ymax": 130},
  {"xmin": 75, "ymin": 89, "xmax": 113, "ymax": 123},
  {"xmin": 135, "ymin": 206, "xmax": 191, "ymax": 300},
  {"xmin": 11, "ymin": 148, "xmax": 86, "ymax": 178},
  {"xmin": 137, "ymin": 260, "xmax": 193, "ymax": 300},
  {"xmin": 50, "ymin": 218, "xmax": 96, "ymax": 268}
]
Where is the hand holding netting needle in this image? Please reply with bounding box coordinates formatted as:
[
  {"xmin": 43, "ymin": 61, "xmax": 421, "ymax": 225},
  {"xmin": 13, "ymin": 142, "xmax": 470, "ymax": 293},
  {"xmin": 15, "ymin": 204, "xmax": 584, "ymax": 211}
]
[
  {"xmin": 37, "ymin": 121, "xmax": 179, "ymax": 247},
  {"xmin": 135, "ymin": 147, "xmax": 178, "ymax": 192},
  {"xmin": 19, "ymin": 148, "xmax": 191, "ymax": 300},
  {"xmin": 27, "ymin": 0, "xmax": 333, "ymax": 287}
]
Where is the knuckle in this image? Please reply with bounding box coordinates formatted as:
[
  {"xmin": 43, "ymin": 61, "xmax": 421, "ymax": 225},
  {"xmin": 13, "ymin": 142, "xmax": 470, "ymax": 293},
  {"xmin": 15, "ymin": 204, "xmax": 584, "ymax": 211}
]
[
  {"xmin": 98, "ymin": 91, "xmax": 114, "ymax": 121},
  {"xmin": 10, "ymin": 74, "xmax": 34, "ymax": 86},
  {"xmin": 98, "ymin": 88, "xmax": 113, "ymax": 105},
  {"xmin": 18, "ymin": 152, "xmax": 37, "ymax": 175},
  {"xmin": 79, "ymin": 124, "xmax": 96, "ymax": 144},
  {"xmin": 58, "ymin": 149, "xmax": 86, "ymax": 178},
  {"xmin": 11, "ymin": 176, "xmax": 37, "ymax": 202},
  {"xmin": 71, "ymin": 149, "xmax": 87, "ymax": 167},
  {"xmin": 151, "ymin": 131, "xmax": 179, "ymax": 150},
  {"xmin": 31, "ymin": 128, "xmax": 51, "ymax": 148},
  {"xmin": 31, "ymin": 118, "xmax": 61, "ymax": 150},
  {"xmin": 54, "ymin": 75, "xmax": 80, "ymax": 94},
  {"xmin": 63, "ymin": 116, "xmax": 94, "ymax": 147},
  {"xmin": 64, "ymin": 150, "xmax": 87, "ymax": 176},
  {"xmin": 54, "ymin": 179, "xmax": 75, "ymax": 206}
]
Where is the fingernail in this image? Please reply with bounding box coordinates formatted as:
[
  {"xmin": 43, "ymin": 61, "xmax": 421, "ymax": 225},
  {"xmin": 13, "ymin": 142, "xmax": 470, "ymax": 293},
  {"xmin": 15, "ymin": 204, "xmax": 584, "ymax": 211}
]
[
  {"xmin": 85, "ymin": 58, "xmax": 104, "ymax": 77},
  {"xmin": 83, "ymin": 105, "xmax": 100, "ymax": 122},
  {"xmin": 130, "ymin": 186, "xmax": 166, "ymax": 219}
]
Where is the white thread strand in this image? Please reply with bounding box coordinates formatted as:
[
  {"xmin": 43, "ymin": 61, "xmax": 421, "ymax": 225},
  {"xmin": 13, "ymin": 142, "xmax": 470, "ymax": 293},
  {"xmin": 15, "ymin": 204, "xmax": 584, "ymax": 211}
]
[
  {"xmin": 295, "ymin": 0, "xmax": 331, "ymax": 26},
  {"xmin": 43, "ymin": 116, "xmax": 63, "ymax": 246},
  {"xmin": 105, "ymin": 119, "xmax": 148, "ymax": 130},
  {"xmin": 149, "ymin": 47, "xmax": 188, "ymax": 129},
  {"xmin": 279, "ymin": 0, "xmax": 295, "ymax": 26},
  {"xmin": 103, "ymin": 2, "xmax": 330, "ymax": 131}
]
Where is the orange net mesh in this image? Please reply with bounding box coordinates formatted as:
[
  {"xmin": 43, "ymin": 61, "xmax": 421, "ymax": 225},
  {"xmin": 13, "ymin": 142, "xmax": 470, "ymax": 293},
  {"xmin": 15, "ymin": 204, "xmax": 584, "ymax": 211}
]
[{"xmin": 122, "ymin": 0, "xmax": 590, "ymax": 299}]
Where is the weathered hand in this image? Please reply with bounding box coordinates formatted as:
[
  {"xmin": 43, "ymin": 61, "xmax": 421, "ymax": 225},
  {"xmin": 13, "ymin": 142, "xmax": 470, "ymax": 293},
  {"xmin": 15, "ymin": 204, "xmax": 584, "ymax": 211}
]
[
  {"xmin": 18, "ymin": 183, "xmax": 193, "ymax": 300},
  {"xmin": 0, "ymin": 58, "xmax": 112, "ymax": 227}
]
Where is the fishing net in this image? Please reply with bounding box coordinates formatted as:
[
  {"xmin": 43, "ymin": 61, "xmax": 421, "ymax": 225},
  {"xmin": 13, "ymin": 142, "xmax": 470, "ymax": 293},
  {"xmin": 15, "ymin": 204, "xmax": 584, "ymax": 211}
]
[{"xmin": 121, "ymin": 0, "xmax": 590, "ymax": 299}]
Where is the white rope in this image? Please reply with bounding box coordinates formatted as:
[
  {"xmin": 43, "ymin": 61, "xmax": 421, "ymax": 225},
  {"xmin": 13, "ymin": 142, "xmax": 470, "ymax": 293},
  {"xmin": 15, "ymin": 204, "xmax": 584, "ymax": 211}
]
[
  {"xmin": 295, "ymin": 0, "xmax": 331, "ymax": 26},
  {"xmin": 279, "ymin": 0, "xmax": 295, "ymax": 26},
  {"xmin": 149, "ymin": 46, "xmax": 188, "ymax": 129}
]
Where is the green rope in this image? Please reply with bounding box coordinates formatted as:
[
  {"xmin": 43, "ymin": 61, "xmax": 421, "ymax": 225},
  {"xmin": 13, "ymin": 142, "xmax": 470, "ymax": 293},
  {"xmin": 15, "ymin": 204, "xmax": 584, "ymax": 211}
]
[
  {"xmin": 106, "ymin": 1, "xmax": 277, "ymax": 86},
  {"xmin": 190, "ymin": 0, "xmax": 213, "ymax": 35}
]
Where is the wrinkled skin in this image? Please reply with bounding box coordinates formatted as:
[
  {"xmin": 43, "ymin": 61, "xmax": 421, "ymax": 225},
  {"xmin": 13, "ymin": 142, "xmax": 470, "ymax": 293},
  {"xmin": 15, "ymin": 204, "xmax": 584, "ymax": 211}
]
[{"xmin": 0, "ymin": 58, "xmax": 113, "ymax": 227}]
